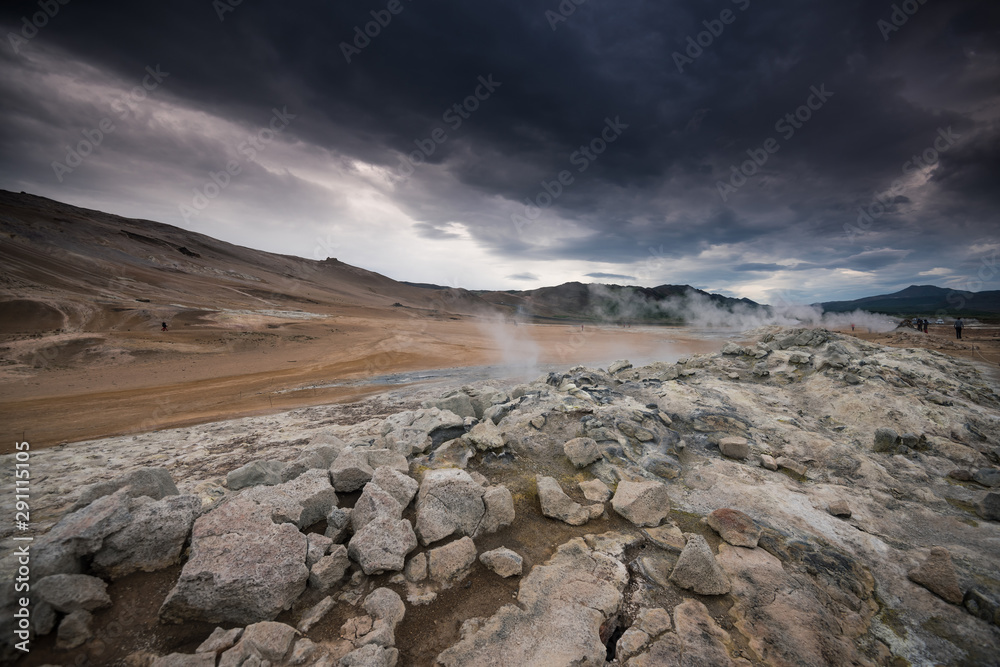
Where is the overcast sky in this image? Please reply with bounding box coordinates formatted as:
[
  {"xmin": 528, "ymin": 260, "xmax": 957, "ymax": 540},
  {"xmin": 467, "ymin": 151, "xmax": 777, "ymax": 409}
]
[{"xmin": 1, "ymin": 0, "xmax": 998, "ymax": 304}]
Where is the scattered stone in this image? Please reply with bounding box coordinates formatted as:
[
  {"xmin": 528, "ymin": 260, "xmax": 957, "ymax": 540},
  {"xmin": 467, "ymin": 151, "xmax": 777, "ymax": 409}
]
[
  {"xmin": 669, "ymin": 534, "xmax": 731, "ymax": 595},
  {"xmin": 635, "ymin": 552, "xmax": 674, "ymax": 588},
  {"xmin": 370, "ymin": 466, "xmax": 419, "ymax": 508},
  {"xmin": 908, "ymin": 547, "xmax": 963, "ymax": 605},
  {"xmin": 610, "ymin": 480, "xmax": 671, "ymax": 527},
  {"xmin": 479, "ymin": 485, "xmax": 516, "ymax": 535},
  {"xmin": 196, "ymin": 627, "xmax": 243, "ymax": 654},
  {"xmin": 563, "ymin": 437, "xmax": 602, "ymax": 468},
  {"xmin": 34, "ymin": 489, "xmax": 134, "ymax": 578},
  {"xmin": 671, "ymin": 599, "xmax": 738, "ymax": 666},
  {"xmin": 974, "ymin": 468, "xmax": 1000, "ymax": 488},
  {"xmin": 243, "ymin": 468, "xmax": 339, "ymax": 528},
  {"xmin": 634, "ymin": 607, "xmax": 672, "ymax": 635},
  {"xmin": 428, "ymin": 537, "xmax": 478, "ymax": 587},
  {"xmin": 873, "ymin": 427, "xmax": 899, "ymax": 453},
  {"xmin": 326, "ymin": 507, "xmax": 353, "ymax": 543},
  {"xmin": 330, "ymin": 449, "xmax": 376, "ymax": 493},
  {"xmin": 339, "ymin": 644, "xmax": 399, "ymax": 667},
  {"xmin": 151, "ymin": 652, "xmax": 216, "ymax": 667},
  {"xmin": 721, "ymin": 342, "xmax": 748, "ymax": 356},
  {"xmin": 776, "ymin": 456, "xmax": 808, "ymax": 477},
  {"xmin": 706, "ymin": 508, "xmax": 762, "ymax": 548},
  {"xmin": 298, "ymin": 596, "xmax": 335, "ymax": 634},
  {"xmin": 752, "ymin": 362, "xmax": 770, "ymax": 377},
  {"xmin": 238, "ymin": 621, "xmax": 299, "ymax": 662},
  {"xmin": 463, "ymin": 419, "xmax": 505, "ymax": 451},
  {"xmin": 760, "ymin": 454, "xmax": 778, "ymax": 471},
  {"xmin": 281, "ymin": 445, "xmax": 341, "ymax": 483},
  {"xmin": 310, "ymin": 545, "xmax": 351, "ymax": 593},
  {"xmin": 352, "ymin": 482, "xmax": 403, "ymax": 532},
  {"xmin": 537, "ymin": 476, "xmax": 591, "ymax": 526},
  {"xmin": 530, "ymin": 415, "xmax": 546, "ymax": 429},
  {"xmin": 405, "ymin": 553, "xmax": 428, "ymax": 582},
  {"xmin": 718, "ymin": 437, "xmax": 750, "ymax": 460},
  {"xmin": 348, "ymin": 516, "xmax": 417, "ymax": 575},
  {"xmin": 35, "ymin": 574, "xmax": 111, "ymax": 613},
  {"xmin": 92, "ymin": 494, "xmax": 201, "ymax": 579},
  {"xmin": 56, "ymin": 609, "xmax": 93, "ymax": 650},
  {"xmin": 828, "ymin": 500, "xmax": 852, "ymax": 518},
  {"xmin": 425, "ymin": 392, "xmax": 476, "ymax": 419},
  {"xmin": 609, "ymin": 360, "xmax": 633, "ymax": 374},
  {"xmin": 978, "ymin": 492, "xmax": 1000, "ymax": 521},
  {"xmin": 71, "ymin": 467, "xmax": 180, "ymax": 511},
  {"xmin": 948, "ymin": 469, "xmax": 974, "ymax": 482},
  {"xmin": 479, "ymin": 548, "xmax": 523, "ymax": 578},
  {"xmin": 579, "ymin": 479, "xmax": 612, "ymax": 503},
  {"xmin": 306, "ymin": 533, "xmax": 334, "ymax": 568},
  {"xmin": 227, "ymin": 460, "xmax": 285, "ymax": 490},
  {"xmin": 615, "ymin": 627, "xmax": 650, "ymax": 661},
  {"xmin": 414, "ymin": 468, "xmax": 485, "ymax": 545}
]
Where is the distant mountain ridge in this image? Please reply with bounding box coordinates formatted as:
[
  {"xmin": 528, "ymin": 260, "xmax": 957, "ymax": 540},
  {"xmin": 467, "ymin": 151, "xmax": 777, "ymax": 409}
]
[{"xmin": 820, "ymin": 285, "xmax": 1000, "ymax": 317}]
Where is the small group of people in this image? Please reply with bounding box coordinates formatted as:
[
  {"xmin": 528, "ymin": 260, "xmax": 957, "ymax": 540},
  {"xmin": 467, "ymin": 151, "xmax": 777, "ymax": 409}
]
[{"xmin": 914, "ymin": 318, "xmax": 930, "ymax": 333}]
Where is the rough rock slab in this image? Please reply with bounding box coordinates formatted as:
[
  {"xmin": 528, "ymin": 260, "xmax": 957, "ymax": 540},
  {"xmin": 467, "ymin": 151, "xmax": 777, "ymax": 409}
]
[
  {"xmin": 352, "ymin": 482, "xmax": 403, "ymax": 532},
  {"xmin": 298, "ymin": 595, "xmax": 335, "ymax": 634},
  {"xmin": 610, "ymin": 480, "xmax": 671, "ymax": 527},
  {"xmin": 828, "ymin": 499, "xmax": 852, "ymax": 518},
  {"xmin": 719, "ymin": 437, "xmax": 750, "ymax": 460},
  {"xmin": 370, "ymin": 466, "xmax": 419, "ymax": 508},
  {"xmin": 34, "ymin": 489, "xmax": 134, "ymax": 578},
  {"xmin": 159, "ymin": 497, "xmax": 308, "ymax": 624},
  {"xmin": 579, "ymin": 479, "xmax": 612, "ymax": 503},
  {"xmin": 908, "ymin": 547, "xmax": 963, "ymax": 604},
  {"xmin": 478, "ymin": 485, "xmax": 516, "ymax": 536},
  {"xmin": 92, "ymin": 494, "xmax": 201, "ymax": 579},
  {"xmin": 463, "ymin": 419, "xmax": 505, "ymax": 451},
  {"xmin": 71, "ymin": 467, "xmax": 179, "ymax": 511},
  {"xmin": 196, "ymin": 626, "xmax": 243, "ymax": 654},
  {"xmin": 428, "ymin": 537, "xmax": 478, "ymax": 587},
  {"xmin": 243, "ymin": 468, "xmax": 338, "ymax": 528},
  {"xmin": 226, "ymin": 460, "xmax": 285, "ymax": 491},
  {"xmin": 437, "ymin": 535, "xmax": 628, "ymax": 666},
  {"xmin": 310, "ymin": 545, "xmax": 351, "ymax": 594},
  {"xmin": 348, "ymin": 516, "xmax": 417, "ymax": 575},
  {"xmin": 151, "ymin": 652, "xmax": 217, "ymax": 667},
  {"xmin": 668, "ymin": 534, "xmax": 730, "ymax": 595},
  {"xmin": 706, "ymin": 508, "xmax": 762, "ymax": 548}
]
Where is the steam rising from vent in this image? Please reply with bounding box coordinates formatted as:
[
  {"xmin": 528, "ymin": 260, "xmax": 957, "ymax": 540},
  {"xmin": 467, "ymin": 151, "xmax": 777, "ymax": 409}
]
[
  {"xmin": 587, "ymin": 284, "xmax": 898, "ymax": 332},
  {"xmin": 477, "ymin": 314, "xmax": 540, "ymax": 378}
]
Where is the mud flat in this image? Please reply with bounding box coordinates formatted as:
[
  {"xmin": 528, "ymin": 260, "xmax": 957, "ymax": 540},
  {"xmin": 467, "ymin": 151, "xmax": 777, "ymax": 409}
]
[{"xmin": 2, "ymin": 326, "xmax": 999, "ymax": 666}]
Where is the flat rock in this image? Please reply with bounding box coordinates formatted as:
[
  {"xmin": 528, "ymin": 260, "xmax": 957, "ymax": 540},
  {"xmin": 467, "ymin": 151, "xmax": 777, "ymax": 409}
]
[
  {"xmin": 340, "ymin": 644, "xmax": 399, "ymax": 667},
  {"xmin": 776, "ymin": 456, "xmax": 808, "ymax": 477},
  {"xmin": 479, "ymin": 547, "xmax": 523, "ymax": 578},
  {"xmin": 642, "ymin": 524, "xmax": 685, "ymax": 552},
  {"xmin": 537, "ymin": 475, "xmax": 590, "ymax": 526},
  {"xmin": 579, "ymin": 479, "xmax": 612, "ymax": 503},
  {"xmin": 669, "ymin": 533, "xmax": 731, "ymax": 595},
  {"xmin": 706, "ymin": 508, "xmax": 762, "ymax": 548},
  {"xmin": 610, "ymin": 480, "xmax": 671, "ymax": 527},
  {"xmin": 348, "ymin": 516, "xmax": 417, "ymax": 575},
  {"xmin": 437, "ymin": 535, "xmax": 628, "ymax": 666},
  {"xmin": 908, "ymin": 547, "xmax": 963, "ymax": 604},
  {"xmin": 425, "ymin": 392, "xmax": 476, "ymax": 419},
  {"xmin": 463, "ymin": 418, "xmax": 505, "ymax": 451},
  {"xmin": 564, "ymin": 437, "xmax": 602, "ymax": 468},
  {"xmin": 92, "ymin": 494, "xmax": 201, "ymax": 579}
]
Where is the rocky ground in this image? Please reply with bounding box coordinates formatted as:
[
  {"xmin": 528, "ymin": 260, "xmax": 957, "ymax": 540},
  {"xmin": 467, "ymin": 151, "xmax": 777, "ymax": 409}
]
[{"xmin": 2, "ymin": 326, "xmax": 1000, "ymax": 666}]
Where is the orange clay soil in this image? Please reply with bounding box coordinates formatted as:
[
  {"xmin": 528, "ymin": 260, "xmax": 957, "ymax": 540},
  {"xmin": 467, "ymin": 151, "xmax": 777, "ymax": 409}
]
[{"xmin": 0, "ymin": 305, "xmax": 721, "ymax": 453}]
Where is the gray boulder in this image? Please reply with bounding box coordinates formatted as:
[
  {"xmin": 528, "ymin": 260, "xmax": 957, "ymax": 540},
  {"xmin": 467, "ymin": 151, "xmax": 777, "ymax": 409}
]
[
  {"xmin": 159, "ymin": 497, "xmax": 309, "ymax": 624},
  {"xmin": 979, "ymin": 492, "xmax": 1000, "ymax": 521},
  {"xmin": 309, "ymin": 545, "xmax": 351, "ymax": 594},
  {"xmin": 92, "ymin": 494, "xmax": 201, "ymax": 579},
  {"xmin": 610, "ymin": 480, "xmax": 671, "ymax": 527},
  {"xmin": 463, "ymin": 419, "xmax": 505, "ymax": 451},
  {"xmin": 669, "ymin": 534, "xmax": 731, "ymax": 595},
  {"xmin": 428, "ymin": 537, "xmax": 478, "ymax": 587},
  {"xmin": 306, "ymin": 533, "xmax": 333, "ymax": 568},
  {"xmin": 281, "ymin": 445, "xmax": 341, "ymax": 482},
  {"xmin": 326, "ymin": 507, "xmax": 353, "ymax": 543},
  {"xmin": 347, "ymin": 516, "xmax": 417, "ymax": 575},
  {"xmin": 425, "ymin": 392, "xmax": 476, "ymax": 419},
  {"xmin": 35, "ymin": 574, "xmax": 111, "ymax": 613},
  {"xmin": 718, "ymin": 437, "xmax": 750, "ymax": 460},
  {"xmin": 352, "ymin": 482, "xmax": 403, "ymax": 532},
  {"xmin": 56, "ymin": 609, "xmax": 94, "ymax": 650},
  {"xmin": 873, "ymin": 427, "xmax": 900, "ymax": 453},
  {"xmin": 414, "ymin": 469, "xmax": 485, "ymax": 546},
  {"xmin": 330, "ymin": 448, "xmax": 376, "ymax": 493},
  {"xmin": 479, "ymin": 485, "xmax": 516, "ymax": 535},
  {"xmin": 196, "ymin": 627, "xmax": 243, "ymax": 654},
  {"xmin": 908, "ymin": 547, "xmax": 963, "ymax": 605},
  {"xmin": 34, "ymin": 489, "xmax": 134, "ymax": 578},
  {"xmin": 370, "ymin": 466, "xmax": 419, "ymax": 508},
  {"xmin": 151, "ymin": 653, "xmax": 217, "ymax": 667},
  {"xmin": 340, "ymin": 644, "xmax": 399, "ymax": 667},
  {"xmin": 227, "ymin": 460, "xmax": 285, "ymax": 490},
  {"xmin": 70, "ymin": 466, "xmax": 179, "ymax": 511},
  {"xmin": 221, "ymin": 620, "xmax": 298, "ymax": 664},
  {"xmin": 974, "ymin": 468, "xmax": 1000, "ymax": 488}
]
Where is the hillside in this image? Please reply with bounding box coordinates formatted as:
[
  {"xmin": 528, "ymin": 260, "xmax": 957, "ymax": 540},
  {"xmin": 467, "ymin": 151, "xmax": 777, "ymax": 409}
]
[{"xmin": 820, "ymin": 285, "xmax": 1000, "ymax": 318}]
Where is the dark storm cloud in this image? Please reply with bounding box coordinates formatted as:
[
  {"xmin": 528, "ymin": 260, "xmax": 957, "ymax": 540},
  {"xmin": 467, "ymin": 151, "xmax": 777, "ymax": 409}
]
[{"xmin": 1, "ymin": 0, "xmax": 998, "ymax": 300}]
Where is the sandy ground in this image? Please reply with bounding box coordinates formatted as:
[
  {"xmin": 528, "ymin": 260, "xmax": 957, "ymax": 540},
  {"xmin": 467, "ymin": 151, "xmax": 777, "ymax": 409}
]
[{"xmin": 0, "ymin": 306, "xmax": 721, "ymax": 453}]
